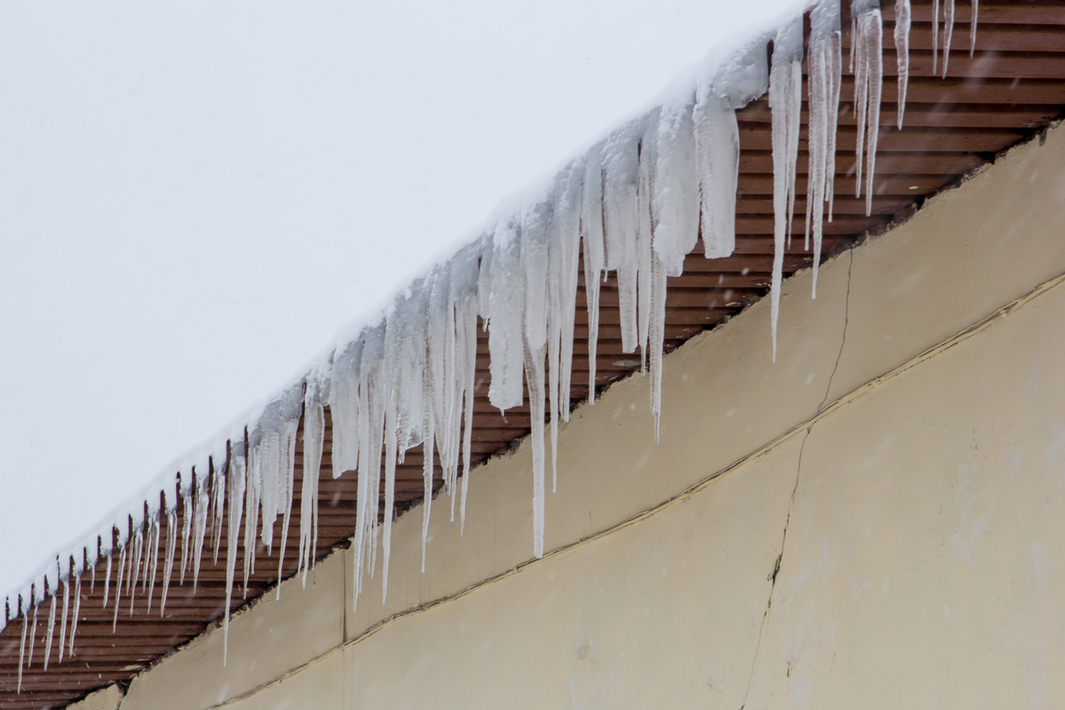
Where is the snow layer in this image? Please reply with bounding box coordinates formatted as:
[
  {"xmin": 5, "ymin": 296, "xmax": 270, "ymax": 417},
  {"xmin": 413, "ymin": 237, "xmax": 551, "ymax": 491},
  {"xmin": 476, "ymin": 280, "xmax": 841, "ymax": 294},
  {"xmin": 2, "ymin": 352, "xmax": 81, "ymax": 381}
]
[{"xmin": 3, "ymin": 0, "xmax": 979, "ymax": 679}]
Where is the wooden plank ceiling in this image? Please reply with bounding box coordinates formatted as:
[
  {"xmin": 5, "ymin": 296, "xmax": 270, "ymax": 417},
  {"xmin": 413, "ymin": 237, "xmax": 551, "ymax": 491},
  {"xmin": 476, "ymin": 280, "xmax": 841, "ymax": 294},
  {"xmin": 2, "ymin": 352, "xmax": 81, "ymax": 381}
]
[{"xmin": 2, "ymin": 1, "xmax": 1064, "ymax": 707}]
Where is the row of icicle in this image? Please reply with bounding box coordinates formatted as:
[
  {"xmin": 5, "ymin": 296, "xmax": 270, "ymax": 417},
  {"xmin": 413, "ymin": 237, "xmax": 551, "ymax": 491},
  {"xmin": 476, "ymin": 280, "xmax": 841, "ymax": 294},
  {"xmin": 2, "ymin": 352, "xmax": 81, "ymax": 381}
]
[{"xmin": 6, "ymin": 0, "xmax": 980, "ymax": 689}]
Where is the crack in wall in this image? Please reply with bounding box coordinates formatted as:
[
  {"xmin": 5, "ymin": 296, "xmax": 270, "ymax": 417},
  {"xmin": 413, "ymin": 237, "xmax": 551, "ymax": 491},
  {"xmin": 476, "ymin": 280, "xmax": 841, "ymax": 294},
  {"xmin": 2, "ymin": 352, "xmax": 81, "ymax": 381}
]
[
  {"xmin": 737, "ymin": 426, "xmax": 809, "ymax": 710},
  {"xmin": 821, "ymin": 248, "xmax": 854, "ymax": 412},
  {"xmin": 739, "ymin": 253, "xmax": 851, "ymax": 709}
]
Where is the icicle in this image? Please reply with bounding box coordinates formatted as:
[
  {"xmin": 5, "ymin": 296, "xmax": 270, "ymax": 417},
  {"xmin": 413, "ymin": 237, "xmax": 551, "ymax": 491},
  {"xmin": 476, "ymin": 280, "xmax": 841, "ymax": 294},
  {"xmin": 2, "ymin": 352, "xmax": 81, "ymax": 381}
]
[
  {"xmin": 160, "ymin": 510, "xmax": 177, "ymax": 617},
  {"xmin": 653, "ymin": 83, "xmax": 699, "ymax": 275},
  {"xmin": 555, "ymin": 165, "xmax": 582, "ymax": 425},
  {"xmin": 580, "ymin": 145, "xmax": 606, "ymax": 402},
  {"xmin": 381, "ymin": 302, "xmax": 404, "ymax": 602},
  {"xmin": 521, "ymin": 187, "xmax": 553, "ymax": 515},
  {"xmin": 331, "ymin": 338, "xmax": 364, "ymax": 478},
  {"xmin": 68, "ymin": 575, "xmax": 82, "ymax": 657},
  {"xmin": 547, "ymin": 292, "xmax": 562, "ymax": 495},
  {"xmin": 366, "ymin": 345, "xmax": 385, "ymax": 585},
  {"xmin": 112, "ymin": 545, "xmax": 124, "ymax": 631},
  {"xmin": 769, "ymin": 14, "xmax": 804, "ymax": 362},
  {"xmin": 180, "ymin": 481, "xmax": 192, "ymax": 584},
  {"xmin": 17, "ymin": 610, "xmax": 27, "ymax": 693},
  {"xmin": 693, "ymin": 91, "xmax": 740, "ymax": 260},
  {"xmin": 697, "ymin": 34, "xmax": 769, "ymax": 262},
  {"xmin": 124, "ymin": 528, "xmax": 135, "ymax": 597},
  {"xmin": 425, "ymin": 270, "xmax": 457, "ymax": 529},
  {"xmin": 128, "ymin": 528, "xmax": 142, "ymax": 616},
  {"xmin": 970, "ymin": 0, "xmax": 978, "ymax": 57},
  {"xmin": 602, "ymin": 122, "xmax": 642, "ymax": 354},
  {"xmin": 547, "ymin": 211, "xmax": 562, "ymax": 494},
  {"xmin": 253, "ymin": 409, "xmax": 282, "ymax": 556},
  {"xmin": 211, "ymin": 456, "xmax": 226, "ymax": 563},
  {"xmin": 648, "ymin": 255, "xmax": 668, "ymax": 439},
  {"xmin": 484, "ymin": 211, "xmax": 525, "ymax": 412},
  {"xmin": 300, "ymin": 383, "xmax": 325, "ymax": 585},
  {"xmin": 806, "ymin": 0, "xmax": 843, "ymax": 298},
  {"xmin": 243, "ymin": 436, "xmax": 261, "ymax": 596},
  {"xmin": 27, "ymin": 601, "xmax": 38, "ymax": 669},
  {"xmin": 421, "ymin": 388, "xmax": 435, "ymax": 574},
  {"xmin": 145, "ymin": 516, "xmax": 160, "ymax": 613},
  {"xmin": 931, "ymin": 0, "xmax": 940, "ymax": 75},
  {"xmin": 141, "ymin": 520, "xmax": 152, "ymax": 596},
  {"xmin": 852, "ymin": 0, "xmax": 883, "ymax": 217},
  {"xmin": 942, "ymin": 0, "xmax": 955, "ymax": 78},
  {"xmin": 44, "ymin": 590, "xmax": 56, "ymax": 670},
  {"xmin": 58, "ymin": 575, "xmax": 69, "ymax": 662},
  {"xmin": 352, "ymin": 325, "xmax": 386, "ymax": 611},
  {"xmin": 451, "ymin": 241, "xmax": 483, "ymax": 532},
  {"xmin": 396, "ymin": 286, "xmax": 431, "ymax": 471},
  {"xmin": 547, "ymin": 165, "xmax": 582, "ymax": 493},
  {"xmin": 275, "ymin": 390, "xmax": 301, "ymax": 597},
  {"xmin": 895, "ymin": 0, "xmax": 911, "ymax": 129},
  {"xmin": 635, "ymin": 116, "xmax": 657, "ymax": 373},
  {"xmin": 102, "ymin": 550, "xmax": 112, "ymax": 609},
  {"xmin": 524, "ymin": 342, "xmax": 547, "ymax": 559},
  {"xmin": 223, "ymin": 440, "xmax": 247, "ymax": 666},
  {"xmin": 351, "ymin": 331, "xmax": 373, "ymax": 595}
]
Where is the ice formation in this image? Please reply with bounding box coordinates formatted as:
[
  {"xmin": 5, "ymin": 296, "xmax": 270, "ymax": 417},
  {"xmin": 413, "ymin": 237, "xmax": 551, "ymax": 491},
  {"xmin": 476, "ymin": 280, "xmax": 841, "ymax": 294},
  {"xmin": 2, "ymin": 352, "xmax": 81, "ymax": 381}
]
[
  {"xmin": 4, "ymin": 0, "xmax": 984, "ymax": 684},
  {"xmin": 851, "ymin": 0, "xmax": 884, "ymax": 218},
  {"xmin": 894, "ymin": 0, "xmax": 911, "ymax": 128},
  {"xmin": 769, "ymin": 13, "xmax": 805, "ymax": 361},
  {"xmin": 806, "ymin": 0, "xmax": 843, "ymax": 298},
  {"xmin": 26, "ymin": 602, "xmax": 37, "ymax": 670}
]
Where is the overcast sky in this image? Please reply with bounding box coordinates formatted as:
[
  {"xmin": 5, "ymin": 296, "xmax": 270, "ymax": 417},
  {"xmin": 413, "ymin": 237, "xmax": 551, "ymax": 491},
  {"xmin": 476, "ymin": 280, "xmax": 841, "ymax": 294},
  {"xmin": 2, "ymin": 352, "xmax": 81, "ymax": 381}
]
[{"xmin": 0, "ymin": 0, "xmax": 799, "ymax": 600}]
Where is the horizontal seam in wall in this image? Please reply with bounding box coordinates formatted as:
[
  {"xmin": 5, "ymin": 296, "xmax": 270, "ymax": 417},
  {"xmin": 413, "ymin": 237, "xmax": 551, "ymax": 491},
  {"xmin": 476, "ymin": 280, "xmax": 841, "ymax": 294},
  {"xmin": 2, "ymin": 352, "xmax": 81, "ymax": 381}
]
[{"xmin": 201, "ymin": 266, "xmax": 1065, "ymax": 710}]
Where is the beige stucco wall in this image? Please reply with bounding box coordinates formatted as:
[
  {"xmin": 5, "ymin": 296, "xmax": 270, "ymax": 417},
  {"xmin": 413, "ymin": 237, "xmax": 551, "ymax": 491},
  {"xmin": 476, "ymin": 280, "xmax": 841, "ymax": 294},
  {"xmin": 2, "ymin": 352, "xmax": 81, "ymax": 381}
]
[{"xmin": 94, "ymin": 121, "xmax": 1065, "ymax": 710}]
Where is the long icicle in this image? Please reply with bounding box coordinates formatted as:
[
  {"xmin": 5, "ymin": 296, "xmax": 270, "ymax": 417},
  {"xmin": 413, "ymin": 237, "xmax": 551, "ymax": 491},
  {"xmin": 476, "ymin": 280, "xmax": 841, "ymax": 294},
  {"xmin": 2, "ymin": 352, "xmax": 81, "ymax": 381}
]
[
  {"xmin": 127, "ymin": 528, "xmax": 142, "ymax": 616},
  {"xmin": 276, "ymin": 412, "xmax": 299, "ymax": 598},
  {"xmin": 27, "ymin": 601, "xmax": 38, "ymax": 669},
  {"xmin": 581, "ymin": 147, "xmax": 605, "ymax": 403},
  {"xmin": 68, "ymin": 574, "xmax": 82, "ymax": 658},
  {"xmin": 160, "ymin": 509, "xmax": 177, "ymax": 616},
  {"xmin": 853, "ymin": 0, "xmax": 884, "ymax": 216},
  {"xmin": 223, "ymin": 441, "xmax": 246, "ymax": 666},
  {"xmin": 211, "ymin": 455, "xmax": 227, "ymax": 564},
  {"xmin": 58, "ymin": 574, "xmax": 69, "ymax": 662},
  {"xmin": 111, "ymin": 545, "xmax": 125, "ymax": 632},
  {"xmin": 524, "ymin": 342, "xmax": 547, "ymax": 559},
  {"xmin": 806, "ymin": 0, "xmax": 842, "ymax": 298},
  {"xmin": 180, "ymin": 480, "xmax": 192, "ymax": 584},
  {"xmin": 145, "ymin": 517, "xmax": 160, "ymax": 613},
  {"xmin": 932, "ymin": 0, "xmax": 940, "ymax": 75},
  {"xmin": 421, "ymin": 405, "xmax": 435, "ymax": 574},
  {"xmin": 894, "ymin": 0, "xmax": 911, "ymax": 129},
  {"xmin": 243, "ymin": 439, "xmax": 260, "ymax": 597},
  {"xmin": 458, "ymin": 295, "xmax": 477, "ymax": 529},
  {"xmin": 942, "ymin": 0, "xmax": 955, "ymax": 78},
  {"xmin": 44, "ymin": 590, "xmax": 56, "ymax": 670},
  {"xmin": 769, "ymin": 13, "xmax": 804, "ymax": 361},
  {"xmin": 102, "ymin": 548, "xmax": 112, "ymax": 609},
  {"xmin": 299, "ymin": 389, "xmax": 324, "ymax": 585},
  {"xmin": 17, "ymin": 610, "xmax": 27, "ymax": 693},
  {"xmin": 192, "ymin": 472, "xmax": 210, "ymax": 592}
]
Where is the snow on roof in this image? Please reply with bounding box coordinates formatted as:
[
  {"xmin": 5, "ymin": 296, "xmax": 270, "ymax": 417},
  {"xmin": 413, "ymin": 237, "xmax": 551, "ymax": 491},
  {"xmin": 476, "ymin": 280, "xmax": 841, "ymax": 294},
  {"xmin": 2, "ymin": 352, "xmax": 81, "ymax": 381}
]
[{"xmin": 4, "ymin": 0, "xmax": 981, "ymax": 685}]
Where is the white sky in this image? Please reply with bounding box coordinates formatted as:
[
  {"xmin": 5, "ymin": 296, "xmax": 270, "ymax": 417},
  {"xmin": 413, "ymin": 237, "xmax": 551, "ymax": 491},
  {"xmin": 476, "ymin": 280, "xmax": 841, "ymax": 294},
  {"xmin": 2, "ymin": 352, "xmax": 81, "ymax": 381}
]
[{"xmin": 0, "ymin": 0, "xmax": 798, "ymax": 601}]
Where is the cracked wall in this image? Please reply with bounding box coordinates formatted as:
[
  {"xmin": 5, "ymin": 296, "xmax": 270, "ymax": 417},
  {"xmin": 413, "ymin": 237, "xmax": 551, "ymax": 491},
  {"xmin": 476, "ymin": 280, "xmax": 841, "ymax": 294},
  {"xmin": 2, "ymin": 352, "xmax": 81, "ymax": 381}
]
[{"xmin": 95, "ymin": 124, "xmax": 1065, "ymax": 710}]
